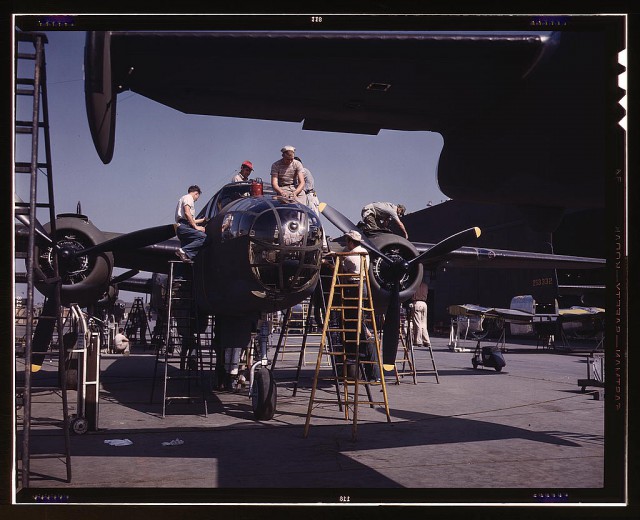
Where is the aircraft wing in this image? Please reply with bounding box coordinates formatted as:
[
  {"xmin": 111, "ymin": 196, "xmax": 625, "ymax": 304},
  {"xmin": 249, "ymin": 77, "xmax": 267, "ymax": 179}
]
[
  {"xmin": 412, "ymin": 241, "xmax": 606, "ymax": 271},
  {"xmin": 448, "ymin": 304, "xmax": 537, "ymax": 323},
  {"xmin": 558, "ymin": 306, "xmax": 605, "ymax": 320},
  {"xmin": 14, "ymin": 224, "xmax": 180, "ymax": 276},
  {"xmin": 101, "ymin": 231, "xmax": 180, "ymax": 275}
]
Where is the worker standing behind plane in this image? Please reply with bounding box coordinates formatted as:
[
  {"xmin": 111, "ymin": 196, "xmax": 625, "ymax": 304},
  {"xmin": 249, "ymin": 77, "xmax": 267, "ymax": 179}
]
[
  {"xmin": 231, "ymin": 160, "xmax": 254, "ymax": 182},
  {"xmin": 295, "ymin": 156, "xmax": 330, "ymax": 251},
  {"xmin": 411, "ymin": 280, "xmax": 431, "ymax": 348},
  {"xmin": 360, "ymin": 202, "xmax": 408, "ymax": 239},
  {"xmin": 270, "ymin": 145, "xmax": 306, "ymax": 204},
  {"xmin": 175, "ymin": 185, "xmax": 207, "ymax": 263},
  {"xmin": 294, "ymin": 156, "xmax": 319, "ymax": 215}
]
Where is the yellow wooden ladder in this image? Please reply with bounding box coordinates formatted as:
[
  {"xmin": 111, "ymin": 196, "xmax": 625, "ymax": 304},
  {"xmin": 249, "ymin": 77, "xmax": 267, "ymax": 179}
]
[{"xmin": 303, "ymin": 252, "xmax": 390, "ymax": 440}]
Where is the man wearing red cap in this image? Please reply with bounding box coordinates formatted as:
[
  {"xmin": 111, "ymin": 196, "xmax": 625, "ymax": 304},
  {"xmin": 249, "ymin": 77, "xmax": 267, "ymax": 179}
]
[{"xmin": 231, "ymin": 160, "xmax": 254, "ymax": 182}]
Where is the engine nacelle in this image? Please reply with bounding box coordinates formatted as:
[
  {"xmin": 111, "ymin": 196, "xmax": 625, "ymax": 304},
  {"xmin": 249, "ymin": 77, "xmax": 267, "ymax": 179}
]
[
  {"xmin": 33, "ymin": 214, "xmax": 114, "ymax": 306},
  {"xmin": 367, "ymin": 233, "xmax": 424, "ymax": 309}
]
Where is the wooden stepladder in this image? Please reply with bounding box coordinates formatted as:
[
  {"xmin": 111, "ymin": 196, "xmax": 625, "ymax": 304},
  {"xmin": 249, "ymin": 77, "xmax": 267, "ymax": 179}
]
[{"xmin": 304, "ymin": 252, "xmax": 391, "ymax": 440}]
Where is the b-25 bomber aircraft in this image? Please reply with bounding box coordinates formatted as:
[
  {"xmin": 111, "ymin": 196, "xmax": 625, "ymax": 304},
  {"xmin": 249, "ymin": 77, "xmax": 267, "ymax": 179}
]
[{"xmin": 15, "ymin": 25, "xmax": 611, "ymax": 421}]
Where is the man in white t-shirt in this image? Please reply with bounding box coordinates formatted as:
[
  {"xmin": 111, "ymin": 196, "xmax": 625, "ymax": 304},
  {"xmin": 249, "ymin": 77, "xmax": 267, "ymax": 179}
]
[
  {"xmin": 114, "ymin": 328, "xmax": 130, "ymax": 356},
  {"xmin": 175, "ymin": 185, "xmax": 207, "ymax": 263}
]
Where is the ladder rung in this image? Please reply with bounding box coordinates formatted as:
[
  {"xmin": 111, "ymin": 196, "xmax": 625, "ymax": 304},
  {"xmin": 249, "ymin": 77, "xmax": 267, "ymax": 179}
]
[
  {"xmin": 17, "ymin": 52, "xmax": 36, "ymax": 60},
  {"xmin": 16, "ymin": 78, "xmax": 35, "ymax": 86},
  {"xmin": 16, "ymin": 89, "xmax": 35, "ymax": 96},
  {"xmin": 16, "ymin": 120, "xmax": 45, "ymax": 129},
  {"xmin": 15, "ymin": 162, "xmax": 50, "ymax": 173}
]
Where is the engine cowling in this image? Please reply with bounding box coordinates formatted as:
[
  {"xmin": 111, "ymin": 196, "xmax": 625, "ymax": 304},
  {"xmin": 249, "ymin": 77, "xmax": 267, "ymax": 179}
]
[
  {"xmin": 32, "ymin": 214, "xmax": 114, "ymax": 306},
  {"xmin": 367, "ymin": 233, "xmax": 424, "ymax": 309}
]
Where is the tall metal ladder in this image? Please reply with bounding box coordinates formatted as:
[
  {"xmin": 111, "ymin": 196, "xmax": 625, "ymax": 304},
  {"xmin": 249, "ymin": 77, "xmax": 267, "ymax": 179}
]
[
  {"xmin": 150, "ymin": 261, "xmax": 209, "ymax": 417},
  {"xmin": 14, "ymin": 32, "xmax": 71, "ymax": 487},
  {"xmin": 304, "ymin": 252, "xmax": 390, "ymax": 440}
]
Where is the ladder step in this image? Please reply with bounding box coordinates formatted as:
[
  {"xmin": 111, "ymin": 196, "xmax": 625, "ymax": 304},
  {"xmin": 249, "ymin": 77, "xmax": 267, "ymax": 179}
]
[
  {"xmin": 16, "ymin": 120, "xmax": 45, "ymax": 129},
  {"xmin": 16, "ymin": 89, "xmax": 35, "ymax": 96},
  {"xmin": 16, "ymin": 52, "xmax": 36, "ymax": 60},
  {"xmin": 16, "ymin": 78, "xmax": 35, "ymax": 86},
  {"xmin": 327, "ymin": 305, "xmax": 374, "ymax": 311},
  {"xmin": 15, "ymin": 162, "xmax": 50, "ymax": 173}
]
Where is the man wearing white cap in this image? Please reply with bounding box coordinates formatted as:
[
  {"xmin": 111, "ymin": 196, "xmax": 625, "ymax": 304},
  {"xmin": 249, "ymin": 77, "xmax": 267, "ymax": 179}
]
[
  {"xmin": 340, "ymin": 230, "xmax": 379, "ymax": 381},
  {"xmin": 341, "ymin": 230, "xmax": 370, "ymax": 280},
  {"xmin": 231, "ymin": 160, "xmax": 254, "ymax": 182},
  {"xmin": 270, "ymin": 145, "xmax": 306, "ymax": 204}
]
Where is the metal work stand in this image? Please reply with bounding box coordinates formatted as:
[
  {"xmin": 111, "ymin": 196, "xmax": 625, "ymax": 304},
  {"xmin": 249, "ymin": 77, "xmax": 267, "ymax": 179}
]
[
  {"xmin": 150, "ymin": 261, "xmax": 209, "ymax": 417},
  {"xmin": 394, "ymin": 304, "xmax": 439, "ymax": 385}
]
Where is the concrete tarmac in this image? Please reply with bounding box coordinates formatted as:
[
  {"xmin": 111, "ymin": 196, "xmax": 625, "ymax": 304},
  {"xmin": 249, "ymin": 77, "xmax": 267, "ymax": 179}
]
[{"xmin": 14, "ymin": 334, "xmax": 610, "ymax": 505}]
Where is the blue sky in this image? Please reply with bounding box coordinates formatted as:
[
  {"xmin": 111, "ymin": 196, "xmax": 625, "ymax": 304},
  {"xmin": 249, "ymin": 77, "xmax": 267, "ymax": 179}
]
[{"xmin": 15, "ymin": 30, "xmax": 449, "ymax": 300}]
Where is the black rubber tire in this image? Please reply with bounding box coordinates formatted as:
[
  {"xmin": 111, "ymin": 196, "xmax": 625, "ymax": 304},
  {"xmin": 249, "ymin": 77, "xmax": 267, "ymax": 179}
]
[
  {"xmin": 71, "ymin": 417, "xmax": 88, "ymax": 435},
  {"xmin": 252, "ymin": 368, "xmax": 277, "ymax": 421},
  {"xmin": 494, "ymin": 366, "xmax": 503, "ymax": 372}
]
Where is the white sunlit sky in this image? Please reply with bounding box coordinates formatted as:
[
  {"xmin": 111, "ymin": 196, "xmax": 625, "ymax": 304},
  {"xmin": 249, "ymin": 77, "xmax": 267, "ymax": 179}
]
[{"xmin": 14, "ymin": 29, "xmax": 449, "ymax": 301}]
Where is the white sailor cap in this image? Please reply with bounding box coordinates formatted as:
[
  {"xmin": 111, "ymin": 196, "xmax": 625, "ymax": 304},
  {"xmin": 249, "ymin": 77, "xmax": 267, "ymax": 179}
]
[
  {"xmin": 281, "ymin": 145, "xmax": 296, "ymax": 153},
  {"xmin": 345, "ymin": 230, "xmax": 362, "ymax": 242}
]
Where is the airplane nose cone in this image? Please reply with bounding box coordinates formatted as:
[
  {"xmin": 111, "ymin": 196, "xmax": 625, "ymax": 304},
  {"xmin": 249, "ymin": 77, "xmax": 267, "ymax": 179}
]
[{"xmin": 249, "ymin": 205, "xmax": 323, "ymax": 293}]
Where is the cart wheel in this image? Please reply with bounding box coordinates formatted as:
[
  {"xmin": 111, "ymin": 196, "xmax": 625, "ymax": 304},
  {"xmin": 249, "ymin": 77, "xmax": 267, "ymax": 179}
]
[
  {"xmin": 472, "ymin": 358, "xmax": 478, "ymax": 369},
  {"xmin": 494, "ymin": 366, "xmax": 503, "ymax": 373},
  {"xmin": 70, "ymin": 417, "xmax": 88, "ymax": 435},
  {"xmin": 252, "ymin": 368, "xmax": 277, "ymax": 421}
]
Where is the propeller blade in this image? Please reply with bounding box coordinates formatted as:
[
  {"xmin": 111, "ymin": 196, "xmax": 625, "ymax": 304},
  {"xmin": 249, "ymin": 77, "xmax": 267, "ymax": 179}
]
[
  {"xmin": 409, "ymin": 227, "xmax": 481, "ymax": 267},
  {"xmin": 73, "ymin": 224, "xmax": 177, "ymax": 257},
  {"xmin": 318, "ymin": 203, "xmax": 395, "ymax": 264},
  {"xmin": 110, "ymin": 269, "xmax": 140, "ymax": 285},
  {"xmin": 381, "ymin": 280, "xmax": 401, "ymax": 371},
  {"xmin": 14, "ymin": 194, "xmax": 55, "ymax": 247}
]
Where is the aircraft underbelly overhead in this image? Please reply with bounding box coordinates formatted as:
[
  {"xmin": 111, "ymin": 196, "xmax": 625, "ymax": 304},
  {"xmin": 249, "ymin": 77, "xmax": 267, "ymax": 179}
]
[
  {"xmin": 87, "ymin": 31, "xmax": 547, "ymax": 160},
  {"xmin": 87, "ymin": 29, "xmax": 618, "ymax": 216},
  {"xmin": 108, "ymin": 32, "xmax": 544, "ymax": 132}
]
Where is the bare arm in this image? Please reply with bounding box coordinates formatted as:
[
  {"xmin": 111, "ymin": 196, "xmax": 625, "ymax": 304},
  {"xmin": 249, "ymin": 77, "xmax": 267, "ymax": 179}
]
[
  {"xmin": 398, "ymin": 220, "xmax": 408, "ymax": 239},
  {"xmin": 183, "ymin": 203, "xmax": 205, "ymax": 232},
  {"xmin": 271, "ymin": 174, "xmax": 285, "ymax": 197},
  {"xmin": 293, "ymin": 170, "xmax": 305, "ymax": 197}
]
